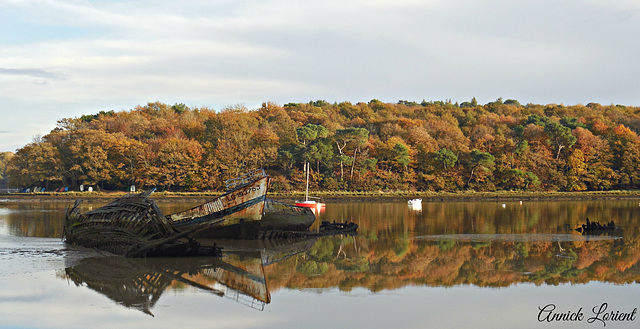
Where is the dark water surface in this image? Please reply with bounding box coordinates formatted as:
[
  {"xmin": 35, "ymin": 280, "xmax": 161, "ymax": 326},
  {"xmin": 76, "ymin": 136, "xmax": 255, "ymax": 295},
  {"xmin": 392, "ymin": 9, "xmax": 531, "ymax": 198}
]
[{"xmin": 1, "ymin": 198, "xmax": 640, "ymax": 328}]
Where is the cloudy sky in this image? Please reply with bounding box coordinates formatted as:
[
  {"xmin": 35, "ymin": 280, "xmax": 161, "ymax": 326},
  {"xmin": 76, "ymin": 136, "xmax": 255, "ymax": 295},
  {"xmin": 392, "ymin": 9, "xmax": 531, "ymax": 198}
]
[{"xmin": 1, "ymin": 0, "xmax": 639, "ymax": 152}]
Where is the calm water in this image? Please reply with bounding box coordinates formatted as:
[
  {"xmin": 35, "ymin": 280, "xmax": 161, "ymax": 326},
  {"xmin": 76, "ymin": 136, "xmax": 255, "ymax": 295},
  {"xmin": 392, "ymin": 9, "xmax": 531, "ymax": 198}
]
[{"xmin": 1, "ymin": 198, "xmax": 640, "ymax": 328}]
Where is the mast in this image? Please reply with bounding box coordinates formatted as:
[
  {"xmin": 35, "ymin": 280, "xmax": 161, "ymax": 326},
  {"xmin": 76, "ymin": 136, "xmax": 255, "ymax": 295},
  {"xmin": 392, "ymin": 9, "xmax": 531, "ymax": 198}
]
[{"xmin": 305, "ymin": 162, "xmax": 310, "ymax": 202}]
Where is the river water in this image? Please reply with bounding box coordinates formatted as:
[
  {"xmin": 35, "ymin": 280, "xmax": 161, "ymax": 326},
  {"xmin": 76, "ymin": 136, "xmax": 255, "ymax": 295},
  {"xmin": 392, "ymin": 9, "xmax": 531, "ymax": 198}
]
[{"xmin": 1, "ymin": 198, "xmax": 640, "ymax": 329}]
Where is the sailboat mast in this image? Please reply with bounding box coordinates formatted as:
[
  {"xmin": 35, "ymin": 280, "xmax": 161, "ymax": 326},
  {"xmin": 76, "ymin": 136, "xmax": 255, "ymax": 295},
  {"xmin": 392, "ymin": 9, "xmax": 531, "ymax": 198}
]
[{"xmin": 305, "ymin": 162, "xmax": 310, "ymax": 201}]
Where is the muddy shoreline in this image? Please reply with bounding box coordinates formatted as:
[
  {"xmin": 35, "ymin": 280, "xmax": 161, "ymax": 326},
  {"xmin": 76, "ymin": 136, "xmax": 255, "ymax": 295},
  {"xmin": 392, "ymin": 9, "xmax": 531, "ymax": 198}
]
[{"xmin": 3, "ymin": 191, "xmax": 640, "ymax": 204}]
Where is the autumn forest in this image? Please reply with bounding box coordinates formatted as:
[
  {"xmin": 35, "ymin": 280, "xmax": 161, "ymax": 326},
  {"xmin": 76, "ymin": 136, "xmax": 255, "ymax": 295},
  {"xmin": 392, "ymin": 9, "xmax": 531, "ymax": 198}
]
[{"xmin": 2, "ymin": 98, "xmax": 640, "ymax": 193}]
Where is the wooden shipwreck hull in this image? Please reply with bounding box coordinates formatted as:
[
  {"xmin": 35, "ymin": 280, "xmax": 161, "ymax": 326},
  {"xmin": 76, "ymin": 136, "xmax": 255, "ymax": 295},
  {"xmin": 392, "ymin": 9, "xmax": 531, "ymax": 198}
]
[
  {"xmin": 63, "ymin": 190, "xmax": 222, "ymax": 257},
  {"xmin": 167, "ymin": 169, "xmax": 270, "ymax": 239},
  {"xmin": 261, "ymin": 198, "xmax": 316, "ymax": 231}
]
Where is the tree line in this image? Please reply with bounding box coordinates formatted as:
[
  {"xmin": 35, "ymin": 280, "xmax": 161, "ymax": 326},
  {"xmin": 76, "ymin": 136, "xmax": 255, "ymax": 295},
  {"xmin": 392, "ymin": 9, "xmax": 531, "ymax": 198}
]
[{"xmin": 3, "ymin": 98, "xmax": 640, "ymax": 192}]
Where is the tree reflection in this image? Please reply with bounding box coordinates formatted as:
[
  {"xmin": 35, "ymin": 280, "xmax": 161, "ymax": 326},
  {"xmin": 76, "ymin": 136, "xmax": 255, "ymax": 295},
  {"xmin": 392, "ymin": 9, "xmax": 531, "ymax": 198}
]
[
  {"xmin": 5, "ymin": 200, "xmax": 640, "ymax": 300},
  {"xmin": 266, "ymin": 234, "xmax": 640, "ymax": 292}
]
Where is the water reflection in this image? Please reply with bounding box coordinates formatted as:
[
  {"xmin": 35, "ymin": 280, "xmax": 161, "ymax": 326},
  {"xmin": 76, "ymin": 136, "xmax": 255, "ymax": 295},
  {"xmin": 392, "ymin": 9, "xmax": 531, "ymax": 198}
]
[
  {"xmin": 276, "ymin": 236, "xmax": 626, "ymax": 290},
  {"xmin": 63, "ymin": 252, "xmax": 271, "ymax": 315},
  {"xmin": 2, "ymin": 199, "xmax": 640, "ymax": 297},
  {"xmin": 65, "ymin": 256, "xmax": 223, "ymax": 315},
  {"xmin": 60, "ymin": 237, "xmax": 318, "ymax": 315}
]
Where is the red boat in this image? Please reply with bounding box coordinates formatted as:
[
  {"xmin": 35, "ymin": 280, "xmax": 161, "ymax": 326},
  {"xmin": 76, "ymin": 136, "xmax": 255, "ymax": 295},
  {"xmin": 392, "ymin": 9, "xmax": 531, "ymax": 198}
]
[
  {"xmin": 294, "ymin": 199, "xmax": 325, "ymax": 209},
  {"xmin": 295, "ymin": 162, "xmax": 325, "ymax": 212}
]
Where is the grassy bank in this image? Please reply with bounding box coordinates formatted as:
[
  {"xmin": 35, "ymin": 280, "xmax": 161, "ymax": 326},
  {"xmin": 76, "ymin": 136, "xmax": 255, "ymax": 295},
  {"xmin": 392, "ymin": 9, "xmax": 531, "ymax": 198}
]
[{"xmin": 3, "ymin": 190, "xmax": 640, "ymax": 203}]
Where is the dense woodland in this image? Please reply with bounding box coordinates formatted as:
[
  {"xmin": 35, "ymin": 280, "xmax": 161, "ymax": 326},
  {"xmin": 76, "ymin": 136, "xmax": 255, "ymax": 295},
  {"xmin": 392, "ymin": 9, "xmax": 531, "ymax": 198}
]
[{"xmin": 3, "ymin": 98, "xmax": 640, "ymax": 192}]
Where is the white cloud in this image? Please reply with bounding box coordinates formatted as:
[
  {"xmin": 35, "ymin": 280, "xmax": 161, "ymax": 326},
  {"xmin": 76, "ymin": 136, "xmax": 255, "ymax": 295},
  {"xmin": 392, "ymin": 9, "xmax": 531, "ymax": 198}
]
[{"xmin": 1, "ymin": 0, "xmax": 640, "ymax": 150}]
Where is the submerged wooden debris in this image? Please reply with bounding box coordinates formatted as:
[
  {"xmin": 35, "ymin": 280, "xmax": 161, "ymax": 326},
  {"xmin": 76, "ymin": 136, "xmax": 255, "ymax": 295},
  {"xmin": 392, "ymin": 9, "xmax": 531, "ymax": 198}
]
[
  {"xmin": 63, "ymin": 190, "xmax": 223, "ymax": 257},
  {"xmin": 575, "ymin": 218, "xmax": 618, "ymax": 234},
  {"xmin": 319, "ymin": 221, "xmax": 358, "ymax": 233}
]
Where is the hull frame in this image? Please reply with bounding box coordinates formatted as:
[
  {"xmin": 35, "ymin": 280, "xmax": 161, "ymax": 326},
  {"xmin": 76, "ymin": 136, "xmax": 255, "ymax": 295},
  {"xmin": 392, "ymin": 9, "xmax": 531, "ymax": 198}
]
[{"xmin": 168, "ymin": 171, "xmax": 270, "ymax": 239}]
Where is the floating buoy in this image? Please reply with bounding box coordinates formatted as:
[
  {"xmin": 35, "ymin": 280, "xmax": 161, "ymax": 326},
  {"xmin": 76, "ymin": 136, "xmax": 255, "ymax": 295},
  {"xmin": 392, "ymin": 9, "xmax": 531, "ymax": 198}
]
[
  {"xmin": 502, "ymin": 204, "xmax": 506, "ymax": 208},
  {"xmin": 519, "ymin": 200, "xmax": 523, "ymax": 205}
]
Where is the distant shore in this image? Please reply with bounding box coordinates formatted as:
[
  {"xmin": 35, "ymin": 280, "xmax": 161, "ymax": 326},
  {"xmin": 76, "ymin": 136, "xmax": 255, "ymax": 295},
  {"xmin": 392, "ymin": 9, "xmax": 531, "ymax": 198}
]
[{"xmin": 3, "ymin": 190, "xmax": 640, "ymax": 203}]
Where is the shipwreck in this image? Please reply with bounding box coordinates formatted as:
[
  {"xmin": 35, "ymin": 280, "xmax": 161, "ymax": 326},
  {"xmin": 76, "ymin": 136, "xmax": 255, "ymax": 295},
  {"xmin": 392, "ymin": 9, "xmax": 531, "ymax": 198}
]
[
  {"xmin": 167, "ymin": 169, "xmax": 271, "ymax": 239},
  {"xmin": 167, "ymin": 169, "xmax": 320, "ymax": 239},
  {"xmin": 63, "ymin": 169, "xmax": 357, "ymax": 253},
  {"xmin": 63, "ymin": 190, "xmax": 222, "ymax": 257}
]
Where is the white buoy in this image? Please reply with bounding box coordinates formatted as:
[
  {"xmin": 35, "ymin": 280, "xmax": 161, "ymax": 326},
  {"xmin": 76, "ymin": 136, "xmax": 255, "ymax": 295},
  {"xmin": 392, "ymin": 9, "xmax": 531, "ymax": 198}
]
[
  {"xmin": 519, "ymin": 200, "xmax": 523, "ymax": 205},
  {"xmin": 502, "ymin": 203, "xmax": 506, "ymax": 208}
]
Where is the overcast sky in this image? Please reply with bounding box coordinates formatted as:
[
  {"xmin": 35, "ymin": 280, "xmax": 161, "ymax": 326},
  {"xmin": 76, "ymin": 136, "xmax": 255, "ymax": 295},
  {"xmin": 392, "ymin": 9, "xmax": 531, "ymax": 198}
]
[{"xmin": 1, "ymin": 0, "xmax": 639, "ymax": 152}]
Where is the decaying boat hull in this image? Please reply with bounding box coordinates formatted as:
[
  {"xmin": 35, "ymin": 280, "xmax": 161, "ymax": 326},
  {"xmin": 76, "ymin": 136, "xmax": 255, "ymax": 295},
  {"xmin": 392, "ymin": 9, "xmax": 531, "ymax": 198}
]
[
  {"xmin": 261, "ymin": 198, "xmax": 316, "ymax": 231},
  {"xmin": 168, "ymin": 173, "xmax": 269, "ymax": 239},
  {"xmin": 63, "ymin": 191, "xmax": 223, "ymax": 257}
]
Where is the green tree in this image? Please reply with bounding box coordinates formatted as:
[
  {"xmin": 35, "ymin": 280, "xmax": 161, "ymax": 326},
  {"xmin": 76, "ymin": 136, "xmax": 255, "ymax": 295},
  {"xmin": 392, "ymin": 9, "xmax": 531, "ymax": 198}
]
[
  {"xmin": 467, "ymin": 149, "xmax": 495, "ymax": 188},
  {"xmin": 295, "ymin": 123, "xmax": 331, "ymax": 173},
  {"xmin": 433, "ymin": 148, "xmax": 458, "ymax": 170},
  {"xmin": 501, "ymin": 168, "xmax": 540, "ymax": 190},
  {"xmin": 334, "ymin": 128, "xmax": 370, "ymax": 180},
  {"xmin": 504, "ymin": 99, "xmax": 521, "ymax": 107},
  {"xmin": 296, "ymin": 124, "xmax": 327, "ymax": 146},
  {"xmin": 545, "ymin": 121, "xmax": 577, "ymax": 159},
  {"xmin": 560, "ymin": 117, "xmax": 586, "ymax": 129},
  {"xmin": 392, "ymin": 143, "xmax": 411, "ymax": 170}
]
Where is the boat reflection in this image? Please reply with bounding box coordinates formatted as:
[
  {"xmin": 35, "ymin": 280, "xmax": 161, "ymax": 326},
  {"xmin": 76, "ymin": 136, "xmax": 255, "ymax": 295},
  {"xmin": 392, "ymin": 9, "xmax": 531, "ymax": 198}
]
[
  {"xmin": 64, "ymin": 256, "xmax": 226, "ymax": 316},
  {"xmin": 61, "ymin": 237, "xmax": 317, "ymax": 315}
]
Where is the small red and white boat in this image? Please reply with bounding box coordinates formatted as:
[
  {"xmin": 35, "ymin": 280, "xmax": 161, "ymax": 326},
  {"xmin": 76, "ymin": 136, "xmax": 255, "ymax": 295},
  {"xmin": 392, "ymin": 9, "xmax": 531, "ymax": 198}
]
[
  {"xmin": 295, "ymin": 162, "xmax": 325, "ymax": 212},
  {"xmin": 295, "ymin": 198, "xmax": 325, "ymax": 209}
]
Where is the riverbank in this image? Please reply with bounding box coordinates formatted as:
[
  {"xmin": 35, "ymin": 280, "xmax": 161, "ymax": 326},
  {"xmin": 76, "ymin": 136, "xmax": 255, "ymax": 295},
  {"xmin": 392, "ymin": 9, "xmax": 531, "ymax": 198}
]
[{"xmin": 3, "ymin": 190, "xmax": 640, "ymax": 203}]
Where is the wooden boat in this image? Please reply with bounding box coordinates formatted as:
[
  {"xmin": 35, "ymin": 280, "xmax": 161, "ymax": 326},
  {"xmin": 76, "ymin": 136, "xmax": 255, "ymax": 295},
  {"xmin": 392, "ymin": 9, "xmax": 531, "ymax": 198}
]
[
  {"xmin": 167, "ymin": 169, "xmax": 270, "ymax": 239},
  {"xmin": 261, "ymin": 198, "xmax": 316, "ymax": 231},
  {"xmin": 294, "ymin": 162, "xmax": 325, "ymax": 211},
  {"xmin": 63, "ymin": 190, "xmax": 222, "ymax": 257}
]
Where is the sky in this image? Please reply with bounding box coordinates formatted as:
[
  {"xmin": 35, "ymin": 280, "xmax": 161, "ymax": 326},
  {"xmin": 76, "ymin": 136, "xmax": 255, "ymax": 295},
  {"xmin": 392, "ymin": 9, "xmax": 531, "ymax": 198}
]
[{"xmin": 1, "ymin": 0, "xmax": 639, "ymax": 152}]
